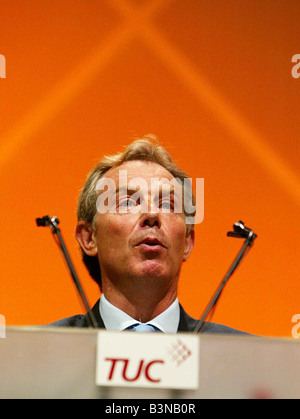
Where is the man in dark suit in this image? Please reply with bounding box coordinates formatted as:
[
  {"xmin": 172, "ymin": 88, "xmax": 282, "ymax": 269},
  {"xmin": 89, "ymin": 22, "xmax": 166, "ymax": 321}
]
[{"xmin": 51, "ymin": 136, "xmax": 246, "ymax": 335}]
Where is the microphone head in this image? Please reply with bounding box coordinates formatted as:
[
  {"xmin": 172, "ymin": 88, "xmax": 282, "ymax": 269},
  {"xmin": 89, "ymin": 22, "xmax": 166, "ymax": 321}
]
[
  {"xmin": 36, "ymin": 216, "xmax": 51, "ymax": 227},
  {"xmin": 233, "ymin": 221, "xmax": 249, "ymax": 235},
  {"xmin": 227, "ymin": 220, "xmax": 257, "ymax": 241}
]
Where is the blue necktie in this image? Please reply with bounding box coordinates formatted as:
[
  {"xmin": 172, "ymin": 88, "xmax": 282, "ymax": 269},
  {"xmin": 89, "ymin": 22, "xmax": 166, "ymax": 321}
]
[{"xmin": 126, "ymin": 323, "xmax": 160, "ymax": 332}]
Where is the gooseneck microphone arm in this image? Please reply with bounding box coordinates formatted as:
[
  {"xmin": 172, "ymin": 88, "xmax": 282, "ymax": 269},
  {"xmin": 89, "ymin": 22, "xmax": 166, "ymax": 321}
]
[
  {"xmin": 36, "ymin": 216, "xmax": 98, "ymax": 328},
  {"xmin": 193, "ymin": 221, "xmax": 257, "ymax": 334}
]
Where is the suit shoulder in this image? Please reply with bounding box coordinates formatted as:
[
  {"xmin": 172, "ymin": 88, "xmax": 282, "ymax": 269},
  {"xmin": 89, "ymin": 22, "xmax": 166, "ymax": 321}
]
[
  {"xmin": 201, "ymin": 321, "xmax": 250, "ymax": 335},
  {"xmin": 48, "ymin": 314, "xmax": 87, "ymax": 328},
  {"xmin": 46, "ymin": 300, "xmax": 104, "ymax": 329},
  {"xmin": 179, "ymin": 304, "xmax": 249, "ymax": 335}
]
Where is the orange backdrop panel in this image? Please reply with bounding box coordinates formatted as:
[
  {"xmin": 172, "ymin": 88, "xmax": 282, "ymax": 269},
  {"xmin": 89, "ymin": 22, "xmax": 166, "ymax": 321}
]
[{"xmin": 0, "ymin": 0, "xmax": 299, "ymax": 337}]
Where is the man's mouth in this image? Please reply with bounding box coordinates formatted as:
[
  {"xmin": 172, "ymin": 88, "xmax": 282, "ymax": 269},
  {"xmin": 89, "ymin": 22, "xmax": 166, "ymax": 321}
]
[{"xmin": 136, "ymin": 237, "xmax": 165, "ymax": 249}]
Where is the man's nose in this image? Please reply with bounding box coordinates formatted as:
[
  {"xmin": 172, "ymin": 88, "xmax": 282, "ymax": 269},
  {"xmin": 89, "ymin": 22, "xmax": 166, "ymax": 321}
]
[{"xmin": 139, "ymin": 203, "xmax": 161, "ymax": 228}]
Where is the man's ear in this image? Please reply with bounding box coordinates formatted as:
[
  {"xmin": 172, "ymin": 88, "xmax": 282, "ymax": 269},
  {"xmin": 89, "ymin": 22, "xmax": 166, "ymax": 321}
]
[
  {"xmin": 75, "ymin": 221, "xmax": 98, "ymax": 257},
  {"xmin": 183, "ymin": 228, "xmax": 195, "ymax": 262}
]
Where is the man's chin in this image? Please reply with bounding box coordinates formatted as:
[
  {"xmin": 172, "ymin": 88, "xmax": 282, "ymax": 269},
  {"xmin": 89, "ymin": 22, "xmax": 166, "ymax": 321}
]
[{"xmin": 136, "ymin": 260, "xmax": 170, "ymax": 280}]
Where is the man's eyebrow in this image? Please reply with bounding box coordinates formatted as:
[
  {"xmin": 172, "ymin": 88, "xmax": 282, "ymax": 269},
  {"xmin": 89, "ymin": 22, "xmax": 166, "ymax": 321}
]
[
  {"xmin": 156, "ymin": 188, "xmax": 175, "ymax": 197},
  {"xmin": 155, "ymin": 184, "xmax": 183, "ymax": 197},
  {"xmin": 112, "ymin": 186, "xmax": 140, "ymax": 196}
]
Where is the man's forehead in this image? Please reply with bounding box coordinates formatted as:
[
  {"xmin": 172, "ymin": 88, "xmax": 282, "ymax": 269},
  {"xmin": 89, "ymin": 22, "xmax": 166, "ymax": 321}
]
[{"xmin": 103, "ymin": 160, "xmax": 175, "ymax": 183}]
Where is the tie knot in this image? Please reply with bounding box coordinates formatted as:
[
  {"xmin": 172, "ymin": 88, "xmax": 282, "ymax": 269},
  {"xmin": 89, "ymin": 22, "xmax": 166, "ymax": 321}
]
[{"xmin": 126, "ymin": 323, "xmax": 159, "ymax": 332}]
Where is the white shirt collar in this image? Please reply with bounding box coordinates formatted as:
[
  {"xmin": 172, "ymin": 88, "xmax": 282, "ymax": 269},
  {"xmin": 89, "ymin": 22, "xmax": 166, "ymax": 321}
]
[{"xmin": 99, "ymin": 294, "xmax": 180, "ymax": 333}]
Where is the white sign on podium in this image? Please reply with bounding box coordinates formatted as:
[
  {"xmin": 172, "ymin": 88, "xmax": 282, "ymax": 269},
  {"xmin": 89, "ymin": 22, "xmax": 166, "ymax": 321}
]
[{"xmin": 96, "ymin": 331, "xmax": 199, "ymax": 389}]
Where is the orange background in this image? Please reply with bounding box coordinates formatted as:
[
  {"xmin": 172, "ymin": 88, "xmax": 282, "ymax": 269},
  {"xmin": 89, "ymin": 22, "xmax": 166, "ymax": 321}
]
[{"xmin": 0, "ymin": 0, "xmax": 299, "ymax": 337}]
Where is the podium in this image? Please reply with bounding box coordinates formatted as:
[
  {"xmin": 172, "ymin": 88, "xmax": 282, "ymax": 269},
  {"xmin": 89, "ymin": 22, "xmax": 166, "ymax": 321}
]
[{"xmin": 1, "ymin": 327, "xmax": 300, "ymax": 399}]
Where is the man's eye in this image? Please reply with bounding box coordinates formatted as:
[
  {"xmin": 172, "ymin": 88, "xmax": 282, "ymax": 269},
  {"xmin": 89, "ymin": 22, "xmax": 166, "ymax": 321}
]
[
  {"xmin": 160, "ymin": 201, "xmax": 174, "ymax": 210},
  {"xmin": 119, "ymin": 198, "xmax": 136, "ymax": 208},
  {"xmin": 119, "ymin": 199, "xmax": 133, "ymax": 207},
  {"xmin": 161, "ymin": 202, "xmax": 170, "ymax": 209}
]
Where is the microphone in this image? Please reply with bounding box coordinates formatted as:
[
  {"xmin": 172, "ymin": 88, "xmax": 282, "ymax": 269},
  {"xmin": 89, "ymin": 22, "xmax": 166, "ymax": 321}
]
[
  {"xmin": 36, "ymin": 216, "xmax": 52, "ymax": 227},
  {"xmin": 36, "ymin": 215, "xmax": 98, "ymax": 328},
  {"xmin": 193, "ymin": 221, "xmax": 257, "ymax": 333},
  {"xmin": 227, "ymin": 220, "xmax": 257, "ymax": 243}
]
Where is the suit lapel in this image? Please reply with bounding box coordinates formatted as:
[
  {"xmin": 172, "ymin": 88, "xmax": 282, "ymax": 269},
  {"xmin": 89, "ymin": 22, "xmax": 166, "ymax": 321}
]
[
  {"xmin": 177, "ymin": 304, "xmax": 198, "ymax": 332},
  {"xmin": 84, "ymin": 299, "xmax": 105, "ymax": 329}
]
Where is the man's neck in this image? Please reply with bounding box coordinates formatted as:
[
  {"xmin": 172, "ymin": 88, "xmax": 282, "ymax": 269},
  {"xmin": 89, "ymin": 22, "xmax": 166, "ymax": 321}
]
[{"xmin": 102, "ymin": 283, "xmax": 178, "ymax": 323}]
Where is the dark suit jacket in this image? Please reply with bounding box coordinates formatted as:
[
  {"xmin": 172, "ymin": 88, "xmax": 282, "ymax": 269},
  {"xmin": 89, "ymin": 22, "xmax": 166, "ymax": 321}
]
[{"xmin": 49, "ymin": 299, "xmax": 248, "ymax": 335}]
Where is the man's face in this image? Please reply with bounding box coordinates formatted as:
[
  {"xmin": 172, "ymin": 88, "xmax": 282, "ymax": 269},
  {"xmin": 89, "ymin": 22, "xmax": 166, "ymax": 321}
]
[{"xmin": 92, "ymin": 160, "xmax": 194, "ymax": 292}]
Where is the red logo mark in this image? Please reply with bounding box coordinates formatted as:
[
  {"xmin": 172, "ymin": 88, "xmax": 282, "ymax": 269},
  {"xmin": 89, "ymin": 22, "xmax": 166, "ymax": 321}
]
[
  {"xmin": 105, "ymin": 358, "xmax": 165, "ymax": 383},
  {"xmin": 168, "ymin": 339, "xmax": 192, "ymax": 366}
]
